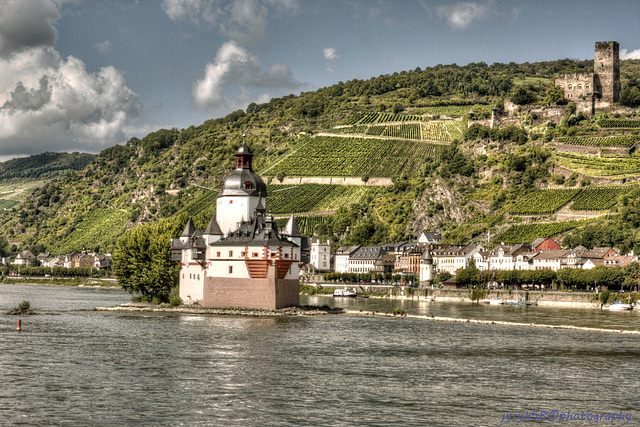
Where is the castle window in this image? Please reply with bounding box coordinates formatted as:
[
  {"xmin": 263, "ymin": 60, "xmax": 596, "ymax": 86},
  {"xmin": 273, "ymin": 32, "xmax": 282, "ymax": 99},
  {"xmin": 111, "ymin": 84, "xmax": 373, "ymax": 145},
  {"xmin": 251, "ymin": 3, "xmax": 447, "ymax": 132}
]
[
  {"xmin": 578, "ymin": 85, "xmax": 582, "ymax": 90},
  {"xmin": 252, "ymin": 252, "xmax": 258, "ymax": 257},
  {"xmin": 217, "ymin": 251, "xmax": 221, "ymax": 257},
  {"xmin": 229, "ymin": 250, "xmax": 233, "ymax": 257},
  {"xmin": 244, "ymin": 181, "xmax": 254, "ymax": 190},
  {"xmin": 229, "ymin": 265, "xmax": 233, "ymax": 274},
  {"xmin": 568, "ymin": 85, "xmax": 573, "ymax": 90},
  {"xmin": 284, "ymin": 254, "xmax": 289, "ymax": 258},
  {"xmin": 586, "ymin": 84, "xmax": 590, "ymax": 89},
  {"xmin": 229, "ymin": 200, "xmax": 233, "ymax": 204},
  {"xmin": 241, "ymin": 251, "xmax": 246, "ymax": 257}
]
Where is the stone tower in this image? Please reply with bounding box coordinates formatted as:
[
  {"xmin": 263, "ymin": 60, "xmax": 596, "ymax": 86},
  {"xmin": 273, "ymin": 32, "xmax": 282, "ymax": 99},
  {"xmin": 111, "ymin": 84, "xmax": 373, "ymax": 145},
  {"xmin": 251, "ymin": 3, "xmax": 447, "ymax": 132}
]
[{"xmin": 594, "ymin": 41, "xmax": 620, "ymax": 103}]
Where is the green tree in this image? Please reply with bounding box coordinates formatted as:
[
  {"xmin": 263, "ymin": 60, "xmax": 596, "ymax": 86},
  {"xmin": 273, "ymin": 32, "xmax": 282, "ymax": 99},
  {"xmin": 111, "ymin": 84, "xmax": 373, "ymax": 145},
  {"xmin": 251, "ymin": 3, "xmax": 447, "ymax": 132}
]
[
  {"xmin": 620, "ymin": 78, "xmax": 640, "ymax": 107},
  {"xmin": 544, "ymin": 85, "xmax": 566, "ymax": 105},
  {"xmin": 511, "ymin": 87, "xmax": 538, "ymax": 105},
  {"xmin": 113, "ymin": 217, "xmax": 183, "ymax": 302}
]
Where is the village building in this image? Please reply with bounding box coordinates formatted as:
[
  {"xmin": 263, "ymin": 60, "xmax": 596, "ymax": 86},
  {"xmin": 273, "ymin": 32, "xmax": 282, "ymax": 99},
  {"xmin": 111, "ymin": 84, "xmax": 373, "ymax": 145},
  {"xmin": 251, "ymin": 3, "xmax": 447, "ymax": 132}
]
[
  {"xmin": 334, "ymin": 245, "xmax": 360, "ymax": 273},
  {"xmin": 488, "ymin": 244, "xmax": 531, "ymax": 271},
  {"xmin": 430, "ymin": 244, "xmax": 481, "ymax": 275},
  {"xmin": 531, "ymin": 238, "xmax": 561, "ymax": 252},
  {"xmin": 348, "ymin": 246, "xmax": 389, "ymax": 274},
  {"xmin": 418, "ymin": 232, "xmax": 442, "ymax": 245},
  {"xmin": 13, "ymin": 250, "xmax": 35, "ymax": 266},
  {"xmin": 171, "ymin": 144, "xmax": 301, "ymax": 310},
  {"xmin": 309, "ymin": 238, "xmax": 331, "ymax": 271}
]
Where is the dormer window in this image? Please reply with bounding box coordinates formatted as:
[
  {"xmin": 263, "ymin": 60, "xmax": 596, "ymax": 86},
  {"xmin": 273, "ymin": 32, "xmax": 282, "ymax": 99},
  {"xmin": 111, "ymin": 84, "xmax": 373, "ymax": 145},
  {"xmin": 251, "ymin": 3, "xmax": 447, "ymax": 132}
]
[{"xmin": 245, "ymin": 181, "xmax": 254, "ymax": 190}]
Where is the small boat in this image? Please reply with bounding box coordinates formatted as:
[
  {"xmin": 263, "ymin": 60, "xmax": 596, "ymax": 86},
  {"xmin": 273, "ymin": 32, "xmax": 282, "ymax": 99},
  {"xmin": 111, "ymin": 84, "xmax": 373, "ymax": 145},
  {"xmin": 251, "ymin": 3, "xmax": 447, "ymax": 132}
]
[
  {"xmin": 478, "ymin": 299, "xmax": 491, "ymax": 304},
  {"xmin": 489, "ymin": 298, "xmax": 503, "ymax": 305},
  {"xmin": 333, "ymin": 287, "xmax": 357, "ymax": 298},
  {"xmin": 423, "ymin": 296, "xmax": 435, "ymax": 302},
  {"xmin": 603, "ymin": 302, "xmax": 632, "ymax": 311}
]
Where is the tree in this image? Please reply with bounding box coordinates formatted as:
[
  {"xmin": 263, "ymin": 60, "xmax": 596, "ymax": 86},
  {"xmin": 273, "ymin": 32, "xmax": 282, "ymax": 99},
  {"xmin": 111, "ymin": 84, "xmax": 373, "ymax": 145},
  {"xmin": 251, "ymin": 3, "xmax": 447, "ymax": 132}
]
[
  {"xmin": 544, "ymin": 85, "xmax": 566, "ymax": 105},
  {"xmin": 113, "ymin": 217, "xmax": 183, "ymax": 302},
  {"xmin": 620, "ymin": 78, "xmax": 640, "ymax": 107},
  {"xmin": 511, "ymin": 87, "xmax": 538, "ymax": 105}
]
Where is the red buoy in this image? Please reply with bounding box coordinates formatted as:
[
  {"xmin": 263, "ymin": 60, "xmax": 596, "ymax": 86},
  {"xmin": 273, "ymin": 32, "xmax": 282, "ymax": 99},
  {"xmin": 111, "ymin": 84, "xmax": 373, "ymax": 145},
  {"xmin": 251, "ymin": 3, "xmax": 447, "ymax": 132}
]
[{"xmin": 16, "ymin": 319, "xmax": 21, "ymax": 331}]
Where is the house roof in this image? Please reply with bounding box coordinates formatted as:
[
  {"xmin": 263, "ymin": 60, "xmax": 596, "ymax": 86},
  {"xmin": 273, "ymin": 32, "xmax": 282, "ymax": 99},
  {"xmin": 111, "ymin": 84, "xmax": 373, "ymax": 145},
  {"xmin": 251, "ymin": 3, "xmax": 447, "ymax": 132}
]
[
  {"xmin": 350, "ymin": 246, "xmax": 388, "ymax": 260},
  {"xmin": 531, "ymin": 250, "xmax": 572, "ymax": 260},
  {"xmin": 335, "ymin": 245, "xmax": 361, "ymax": 256},
  {"xmin": 530, "ymin": 238, "xmax": 544, "ymax": 248}
]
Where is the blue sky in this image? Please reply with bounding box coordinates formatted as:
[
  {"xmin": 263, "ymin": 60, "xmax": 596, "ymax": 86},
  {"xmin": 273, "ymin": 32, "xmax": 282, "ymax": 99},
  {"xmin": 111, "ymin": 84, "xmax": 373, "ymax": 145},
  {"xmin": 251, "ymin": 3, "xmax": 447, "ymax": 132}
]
[{"xmin": 0, "ymin": 0, "xmax": 638, "ymax": 158}]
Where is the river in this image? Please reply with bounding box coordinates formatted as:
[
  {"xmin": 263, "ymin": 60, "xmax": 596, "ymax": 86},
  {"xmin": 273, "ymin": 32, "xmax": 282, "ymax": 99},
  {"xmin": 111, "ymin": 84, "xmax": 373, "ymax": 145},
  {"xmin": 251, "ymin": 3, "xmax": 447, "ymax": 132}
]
[{"xmin": 1, "ymin": 284, "xmax": 639, "ymax": 426}]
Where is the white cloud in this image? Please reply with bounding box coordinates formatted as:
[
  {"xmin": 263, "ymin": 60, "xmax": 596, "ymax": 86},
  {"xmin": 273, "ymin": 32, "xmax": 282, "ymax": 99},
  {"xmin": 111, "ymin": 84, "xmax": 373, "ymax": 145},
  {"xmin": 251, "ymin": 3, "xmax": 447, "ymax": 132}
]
[
  {"xmin": 0, "ymin": 0, "xmax": 141, "ymax": 157},
  {"xmin": 192, "ymin": 40, "xmax": 300, "ymax": 109},
  {"xmin": 436, "ymin": 0, "xmax": 497, "ymax": 30},
  {"xmin": 323, "ymin": 47, "xmax": 338, "ymax": 73},
  {"xmin": 93, "ymin": 40, "xmax": 112, "ymax": 54},
  {"xmin": 0, "ymin": 46, "xmax": 141, "ymax": 156},
  {"xmin": 162, "ymin": 0, "xmax": 299, "ymax": 45},
  {"xmin": 621, "ymin": 48, "xmax": 640, "ymax": 60},
  {"xmin": 0, "ymin": 0, "xmax": 60, "ymax": 57}
]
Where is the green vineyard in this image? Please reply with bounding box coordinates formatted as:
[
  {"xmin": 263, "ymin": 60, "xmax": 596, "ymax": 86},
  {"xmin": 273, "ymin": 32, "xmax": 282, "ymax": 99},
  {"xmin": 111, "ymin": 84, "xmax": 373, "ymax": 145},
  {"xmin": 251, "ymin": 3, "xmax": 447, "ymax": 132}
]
[
  {"xmin": 493, "ymin": 220, "xmax": 589, "ymax": 245},
  {"xmin": 598, "ymin": 118, "xmax": 640, "ymax": 129},
  {"xmin": 419, "ymin": 104, "xmax": 492, "ymax": 118},
  {"xmin": 569, "ymin": 186, "xmax": 633, "ymax": 210},
  {"xmin": 342, "ymin": 112, "xmax": 426, "ymax": 125},
  {"xmin": 275, "ymin": 215, "xmax": 331, "ymax": 236},
  {"xmin": 509, "ymin": 189, "xmax": 580, "ymax": 215},
  {"xmin": 555, "ymin": 135, "xmax": 639, "ymax": 147},
  {"xmin": 259, "ymin": 136, "xmax": 444, "ymax": 178},
  {"xmin": 557, "ymin": 153, "xmax": 640, "ymax": 177},
  {"xmin": 266, "ymin": 184, "xmax": 383, "ymax": 214},
  {"xmin": 330, "ymin": 121, "xmax": 463, "ymax": 142}
]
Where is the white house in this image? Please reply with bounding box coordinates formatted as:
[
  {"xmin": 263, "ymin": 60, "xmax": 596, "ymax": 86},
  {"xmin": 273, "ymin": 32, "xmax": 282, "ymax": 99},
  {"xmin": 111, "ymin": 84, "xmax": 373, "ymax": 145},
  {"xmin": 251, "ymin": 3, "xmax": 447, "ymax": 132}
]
[{"xmin": 310, "ymin": 239, "xmax": 331, "ymax": 271}]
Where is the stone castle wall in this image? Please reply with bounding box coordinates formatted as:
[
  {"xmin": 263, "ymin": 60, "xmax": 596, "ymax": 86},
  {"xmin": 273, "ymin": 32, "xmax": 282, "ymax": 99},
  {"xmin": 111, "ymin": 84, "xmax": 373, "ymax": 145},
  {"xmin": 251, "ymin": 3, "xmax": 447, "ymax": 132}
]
[{"xmin": 202, "ymin": 265, "xmax": 299, "ymax": 309}]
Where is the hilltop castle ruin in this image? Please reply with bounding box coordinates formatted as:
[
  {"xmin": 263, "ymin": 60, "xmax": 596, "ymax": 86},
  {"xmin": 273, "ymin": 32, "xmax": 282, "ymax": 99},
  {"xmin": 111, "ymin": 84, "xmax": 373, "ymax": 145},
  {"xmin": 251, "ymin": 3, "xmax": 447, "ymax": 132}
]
[{"xmin": 555, "ymin": 41, "xmax": 620, "ymax": 114}]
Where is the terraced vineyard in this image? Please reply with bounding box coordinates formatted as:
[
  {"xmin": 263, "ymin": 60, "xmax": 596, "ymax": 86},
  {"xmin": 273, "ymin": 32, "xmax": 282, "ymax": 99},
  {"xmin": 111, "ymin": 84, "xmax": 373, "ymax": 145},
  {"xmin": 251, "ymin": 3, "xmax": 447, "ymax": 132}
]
[
  {"xmin": 569, "ymin": 186, "xmax": 633, "ymax": 210},
  {"xmin": 343, "ymin": 112, "xmax": 425, "ymax": 125},
  {"xmin": 419, "ymin": 103, "xmax": 492, "ymax": 118},
  {"xmin": 493, "ymin": 220, "xmax": 589, "ymax": 245},
  {"xmin": 509, "ymin": 189, "xmax": 581, "ymax": 215},
  {"xmin": 275, "ymin": 215, "xmax": 331, "ymax": 236},
  {"xmin": 556, "ymin": 153, "xmax": 640, "ymax": 177},
  {"xmin": 598, "ymin": 118, "xmax": 640, "ymax": 129},
  {"xmin": 555, "ymin": 135, "xmax": 639, "ymax": 147},
  {"xmin": 266, "ymin": 184, "xmax": 383, "ymax": 214},
  {"xmin": 331, "ymin": 120, "xmax": 463, "ymax": 142},
  {"xmin": 259, "ymin": 136, "xmax": 444, "ymax": 178}
]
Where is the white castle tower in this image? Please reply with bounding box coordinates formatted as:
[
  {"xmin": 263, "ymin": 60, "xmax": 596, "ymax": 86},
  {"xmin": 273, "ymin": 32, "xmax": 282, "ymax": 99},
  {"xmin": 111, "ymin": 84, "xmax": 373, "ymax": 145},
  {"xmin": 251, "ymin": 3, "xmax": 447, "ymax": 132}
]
[{"xmin": 216, "ymin": 141, "xmax": 267, "ymax": 236}]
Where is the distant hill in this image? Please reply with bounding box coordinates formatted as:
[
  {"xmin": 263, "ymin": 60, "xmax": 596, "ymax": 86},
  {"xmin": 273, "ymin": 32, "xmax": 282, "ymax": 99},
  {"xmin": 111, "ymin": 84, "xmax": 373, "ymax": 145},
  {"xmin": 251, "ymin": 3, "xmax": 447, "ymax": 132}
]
[
  {"xmin": 2, "ymin": 58, "xmax": 640, "ymax": 255},
  {"xmin": 0, "ymin": 152, "xmax": 95, "ymax": 182}
]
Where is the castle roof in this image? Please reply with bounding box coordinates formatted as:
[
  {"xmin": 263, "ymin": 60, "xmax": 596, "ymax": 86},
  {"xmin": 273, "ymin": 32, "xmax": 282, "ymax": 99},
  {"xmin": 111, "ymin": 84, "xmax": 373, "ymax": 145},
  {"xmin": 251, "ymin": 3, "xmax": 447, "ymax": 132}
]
[
  {"xmin": 181, "ymin": 218, "xmax": 195, "ymax": 237},
  {"xmin": 203, "ymin": 214, "xmax": 223, "ymax": 235},
  {"xmin": 283, "ymin": 214, "xmax": 301, "ymax": 238},
  {"xmin": 210, "ymin": 214, "xmax": 297, "ymax": 247},
  {"xmin": 219, "ymin": 166, "xmax": 267, "ymax": 197}
]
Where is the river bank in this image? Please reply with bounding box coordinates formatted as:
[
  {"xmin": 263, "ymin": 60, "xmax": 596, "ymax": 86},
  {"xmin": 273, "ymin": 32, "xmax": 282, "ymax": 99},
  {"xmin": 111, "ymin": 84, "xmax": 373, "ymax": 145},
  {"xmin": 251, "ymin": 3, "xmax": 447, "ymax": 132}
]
[{"xmin": 308, "ymin": 286, "xmax": 633, "ymax": 309}]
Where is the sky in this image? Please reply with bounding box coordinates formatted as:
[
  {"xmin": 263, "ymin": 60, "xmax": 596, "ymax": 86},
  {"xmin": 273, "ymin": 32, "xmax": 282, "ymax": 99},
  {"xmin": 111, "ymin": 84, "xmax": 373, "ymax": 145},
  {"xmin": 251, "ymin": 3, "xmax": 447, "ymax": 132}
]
[{"xmin": 0, "ymin": 0, "xmax": 639, "ymax": 159}]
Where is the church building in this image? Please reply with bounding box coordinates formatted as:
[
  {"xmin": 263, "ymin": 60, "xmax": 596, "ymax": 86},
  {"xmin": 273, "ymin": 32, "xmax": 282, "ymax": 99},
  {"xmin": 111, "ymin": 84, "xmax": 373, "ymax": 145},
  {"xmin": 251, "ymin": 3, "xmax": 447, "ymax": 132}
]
[{"xmin": 171, "ymin": 143, "xmax": 301, "ymax": 310}]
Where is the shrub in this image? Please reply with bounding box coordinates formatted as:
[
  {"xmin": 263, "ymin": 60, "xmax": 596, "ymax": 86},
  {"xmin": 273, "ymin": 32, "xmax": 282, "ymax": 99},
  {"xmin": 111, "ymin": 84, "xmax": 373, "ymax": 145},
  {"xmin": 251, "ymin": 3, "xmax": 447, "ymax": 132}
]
[{"xmin": 169, "ymin": 287, "xmax": 182, "ymax": 307}]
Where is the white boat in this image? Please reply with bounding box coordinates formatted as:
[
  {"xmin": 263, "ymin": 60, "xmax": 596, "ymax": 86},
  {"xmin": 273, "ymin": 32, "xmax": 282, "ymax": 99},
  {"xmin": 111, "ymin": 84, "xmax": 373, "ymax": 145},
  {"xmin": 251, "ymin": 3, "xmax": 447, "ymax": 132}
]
[
  {"xmin": 603, "ymin": 302, "xmax": 632, "ymax": 311},
  {"xmin": 424, "ymin": 296, "xmax": 435, "ymax": 302},
  {"xmin": 489, "ymin": 298, "xmax": 504, "ymax": 305},
  {"xmin": 333, "ymin": 287, "xmax": 357, "ymax": 298},
  {"xmin": 478, "ymin": 299, "xmax": 491, "ymax": 304}
]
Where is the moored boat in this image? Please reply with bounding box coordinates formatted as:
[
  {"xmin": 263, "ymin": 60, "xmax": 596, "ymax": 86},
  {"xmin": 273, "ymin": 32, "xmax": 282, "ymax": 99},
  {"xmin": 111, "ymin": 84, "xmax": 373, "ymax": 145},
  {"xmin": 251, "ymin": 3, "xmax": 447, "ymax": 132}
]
[
  {"xmin": 333, "ymin": 287, "xmax": 357, "ymax": 298},
  {"xmin": 603, "ymin": 302, "xmax": 632, "ymax": 311},
  {"xmin": 489, "ymin": 298, "xmax": 503, "ymax": 305}
]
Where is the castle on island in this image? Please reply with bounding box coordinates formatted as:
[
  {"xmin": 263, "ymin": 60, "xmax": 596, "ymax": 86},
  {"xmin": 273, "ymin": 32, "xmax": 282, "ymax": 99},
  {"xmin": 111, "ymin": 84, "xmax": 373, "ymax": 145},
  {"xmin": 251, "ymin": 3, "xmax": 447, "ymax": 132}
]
[{"xmin": 171, "ymin": 143, "xmax": 301, "ymax": 310}]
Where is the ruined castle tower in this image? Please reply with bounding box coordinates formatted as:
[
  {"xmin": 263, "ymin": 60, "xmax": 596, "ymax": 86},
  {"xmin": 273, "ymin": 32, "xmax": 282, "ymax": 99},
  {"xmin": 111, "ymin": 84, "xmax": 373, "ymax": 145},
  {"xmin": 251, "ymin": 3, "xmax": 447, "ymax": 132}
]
[{"xmin": 594, "ymin": 41, "xmax": 620, "ymax": 103}]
